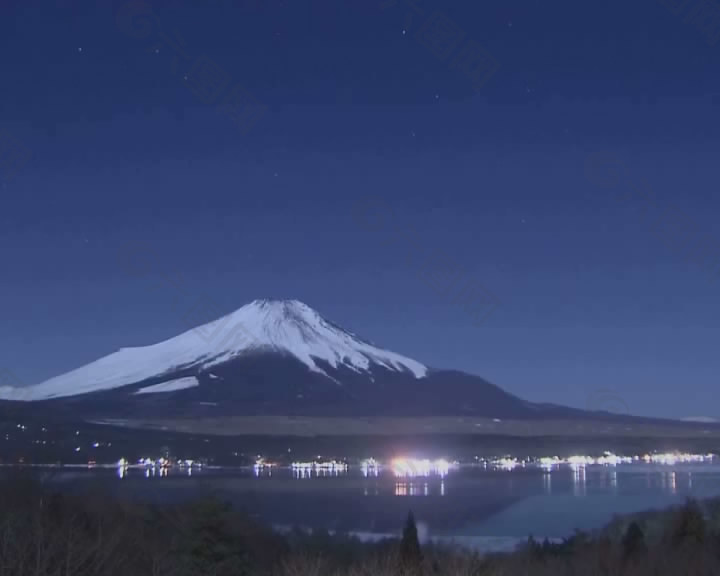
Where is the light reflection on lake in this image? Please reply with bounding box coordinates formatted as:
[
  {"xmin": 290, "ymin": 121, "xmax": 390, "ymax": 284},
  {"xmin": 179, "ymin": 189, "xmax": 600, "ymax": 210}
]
[{"xmin": 41, "ymin": 462, "xmax": 720, "ymax": 548}]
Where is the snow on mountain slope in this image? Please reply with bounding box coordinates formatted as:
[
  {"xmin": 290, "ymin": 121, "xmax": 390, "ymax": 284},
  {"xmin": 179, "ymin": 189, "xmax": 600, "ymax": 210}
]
[
  {"xmin": 134, "ymin": 376, "xmax": 199, "ymax": 395},
  {"xmin": 681, "ymin": 416, "xmax": 719, "ymax": 424},
  {"xmin": 1, "ymin": 299, "xmax": 427, "ymax": 401}
]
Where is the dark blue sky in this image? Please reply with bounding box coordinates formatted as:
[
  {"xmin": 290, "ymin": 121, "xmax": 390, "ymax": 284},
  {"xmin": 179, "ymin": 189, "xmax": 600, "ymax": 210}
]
[{"xmin": 2, "ymin": 0, "xmax": 720, "ymax": 418}]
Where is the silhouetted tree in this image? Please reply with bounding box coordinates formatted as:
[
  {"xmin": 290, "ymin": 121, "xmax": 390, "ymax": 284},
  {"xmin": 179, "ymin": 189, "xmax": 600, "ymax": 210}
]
[
  {"xmin": 670, "ymin": 499, "xmax": 706, "ymax": 547},
  {"xmin": 622, "ymin": 521, "xmax": 647, "ymax": 560},
  {"xmin": 180, "ymin": 499, "xmax": 250, "ymax": 576},
  {"xmin": 400, "ymin": 510, "xmax": 422, "ymax": 571}
]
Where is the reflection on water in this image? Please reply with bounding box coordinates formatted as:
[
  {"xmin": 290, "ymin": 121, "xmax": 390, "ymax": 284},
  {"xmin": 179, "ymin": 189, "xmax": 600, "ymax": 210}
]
[
  {"xmin": 572, "ymin": 466, "xmax": 586, "ymax": 497},
  {"xmin": 68, "ymin": 461, "xmax": 720, "ymax": 544},
  {"xmin": 394, "ymin": 481, "xmax": 436, "ymax": 497},
  {"xmin": 660, "ymin": 471, "xmax": 677, "ymax": 495},
  {"xmin": 363, "ymin": 483, "xmax": 379, "ymax": 496},
  {"xmin": 109, "ymin": 462, "xmax": 720, "ymax": 500}
]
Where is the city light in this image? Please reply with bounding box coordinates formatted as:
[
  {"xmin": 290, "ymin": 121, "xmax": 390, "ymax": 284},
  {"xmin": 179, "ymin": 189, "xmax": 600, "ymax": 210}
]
[
  {"xmin": 532, "ymin": 451, "xmax": 689, "ymax": 470},
  {"xmin": 596, "ymin": 452, "xmax": 633, "ymax": 466},
  {"xmin": 391, "ymin": 458, "xmax": 454, "ymax": 478},
  {"xmin": 539, "ymin": 456, "xmax": 561, "ymax": 470},
  {"xmin": 361, "ymin": 458, "xmax": 380, "ymax": 477},
  {"xmin": 30, "ymin": 445, "xmax": 718, "ymax": 479},
  {"xmin": 491, "ymin": 457, "xmax": 520, "ymax": 471},
  {"xmin": 567, "ymin": 455, "xmax": 594, "ymax": 469},
  {"xmin": 642, "ymin": 452, "xmax": 714, "ymax": 465},
  {"xmin": 291, "ymin": 460, "xmax": 348, "ymax": 478},
  {"xmin": 254, "ymin": 457, "xmax": 275, "ymax": 476}
]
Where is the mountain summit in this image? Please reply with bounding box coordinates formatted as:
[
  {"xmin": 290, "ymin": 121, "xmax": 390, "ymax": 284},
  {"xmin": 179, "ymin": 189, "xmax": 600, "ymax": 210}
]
[{"xmin": 1, "ymin": 299, "xmax": 426, "ymax": 402}]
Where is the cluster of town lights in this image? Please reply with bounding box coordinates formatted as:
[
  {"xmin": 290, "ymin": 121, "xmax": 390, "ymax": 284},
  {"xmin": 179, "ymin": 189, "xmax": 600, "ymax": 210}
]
[
  {"xmin": 253, "ymin": 457, "xmax": 274, "ymax": 475},
  {"xmin": 537, "ymin": 453, "xmax": 634, "ymax": 470},
  {"xmin": 391, "ymin": 458, "xmax": 454, "ymax": 478},
  {"xmin": 115, "ymin": 457, "xmax": 201, "ymax": 478},
  {"xmin": 110, "ymin": 450, "xmax": 714, "ymax": 480},
  {"xmin": 361, "ymin": 458, "xmax": 380, "ymax": 477},
  {"xmin": 549, "ymin": 452, "xmax": 713, "ymax": 469},
  {"xmin": 486, "ymin": 452, "xmax": 715, "ymax": 471},
  {"xmin": 290, "ymin": 460, "xmax": 348, "ymax": 477},
  {"xmin": 642, "ymin": 452, "xmax": 714, "ymax": 465}
]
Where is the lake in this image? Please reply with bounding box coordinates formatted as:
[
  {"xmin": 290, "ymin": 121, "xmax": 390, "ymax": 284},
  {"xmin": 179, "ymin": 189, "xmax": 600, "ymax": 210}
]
[{"xmin": 43, "ymin": 462, "xmax": 720, "ymax": 553}]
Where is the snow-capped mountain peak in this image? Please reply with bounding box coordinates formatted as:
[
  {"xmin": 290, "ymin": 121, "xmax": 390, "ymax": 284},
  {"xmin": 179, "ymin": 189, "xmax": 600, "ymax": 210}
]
[
  {"xmin": 1, "ymin": 299, "xmax": 427, "ymax": 401},
  {"xmin": 187, "ymin": 298, "xmax": 426, "ymax": 379}
]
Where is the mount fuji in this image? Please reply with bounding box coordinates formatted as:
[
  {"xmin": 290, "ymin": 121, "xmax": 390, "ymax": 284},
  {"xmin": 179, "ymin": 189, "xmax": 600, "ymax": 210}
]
[{"xmin": 0, "ymin": 299, "xmax": 603, "ymax": 421}]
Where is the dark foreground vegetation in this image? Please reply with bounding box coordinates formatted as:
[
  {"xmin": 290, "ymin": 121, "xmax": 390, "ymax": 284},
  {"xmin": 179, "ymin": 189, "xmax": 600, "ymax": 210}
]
[{"xmin": 2, "ymin": 474, "xmax": 720, "ymax": 575}]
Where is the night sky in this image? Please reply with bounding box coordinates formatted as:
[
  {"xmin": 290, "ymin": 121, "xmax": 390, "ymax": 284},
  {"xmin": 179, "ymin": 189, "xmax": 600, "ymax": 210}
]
[{"xmin": 2, "ymin": 0, "xmax": 720, "ymax": 419}]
